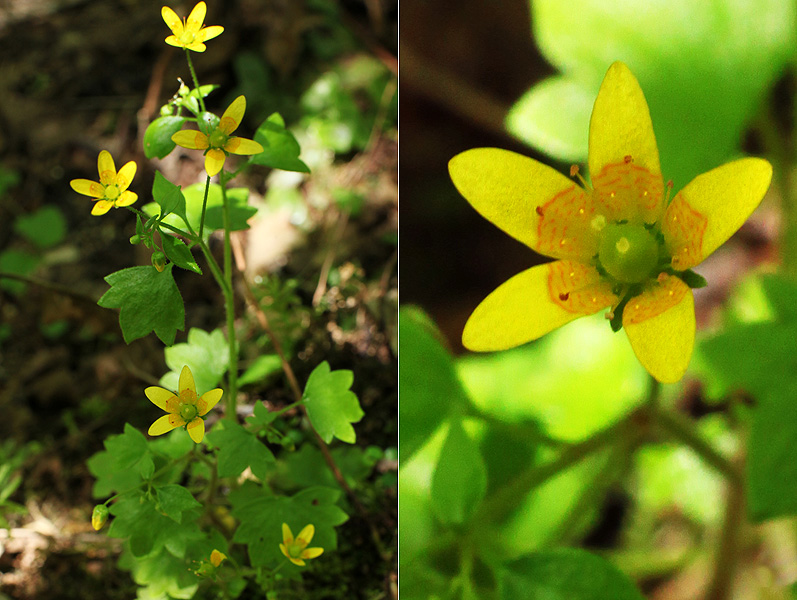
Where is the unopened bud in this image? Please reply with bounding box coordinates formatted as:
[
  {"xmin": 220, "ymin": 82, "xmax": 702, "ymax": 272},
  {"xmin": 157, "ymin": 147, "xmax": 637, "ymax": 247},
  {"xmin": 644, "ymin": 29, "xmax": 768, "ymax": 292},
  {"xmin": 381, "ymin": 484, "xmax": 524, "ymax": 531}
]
[
  {"xmin": 129, "ymin": 235, "xmax": 142, "ymax": 245},
  {"xmin": 92, "ymin": 504, "xmax": 109, "ymax": 530},
  {"xmin": 152, "ymin": 251, "xmax": 167, "ymax": 272}
]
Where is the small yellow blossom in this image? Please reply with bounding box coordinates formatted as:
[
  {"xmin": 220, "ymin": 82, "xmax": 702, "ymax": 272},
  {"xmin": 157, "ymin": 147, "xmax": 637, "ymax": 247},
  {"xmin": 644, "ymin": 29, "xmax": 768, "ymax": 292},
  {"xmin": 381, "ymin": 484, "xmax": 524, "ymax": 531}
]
[
  {"xmin": 145, "ymin": 365, "xmax": 223, "ymax": 443},
  {"xmin": 449, "ymin": 61, "xmax": 772, "ymax": 383},
  {"xmin": 279, "ymin": 523, "xmax": 324, "ymax": 566},
  {"xmin": 209, "ymin": 549, "xmax": 226, "ymax": 567},
  {"xmin": 161, "ymin": 1, "xmax": 223, "ymax": 52},
  {"xmin": 70, "ymin": 150, "xmax": 138, "ymax": 216},
  {"xmin": 171, "ymin": 95, "xmax": 263, "ymax": 176}
]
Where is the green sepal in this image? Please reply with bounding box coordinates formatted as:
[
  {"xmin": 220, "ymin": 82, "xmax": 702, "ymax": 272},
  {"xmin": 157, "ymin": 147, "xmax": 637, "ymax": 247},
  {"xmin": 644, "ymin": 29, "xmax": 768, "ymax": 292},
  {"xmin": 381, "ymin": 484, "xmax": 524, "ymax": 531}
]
[{"xmin": 679, "ymin": 268, "xmax": 708, "ymax": 289}]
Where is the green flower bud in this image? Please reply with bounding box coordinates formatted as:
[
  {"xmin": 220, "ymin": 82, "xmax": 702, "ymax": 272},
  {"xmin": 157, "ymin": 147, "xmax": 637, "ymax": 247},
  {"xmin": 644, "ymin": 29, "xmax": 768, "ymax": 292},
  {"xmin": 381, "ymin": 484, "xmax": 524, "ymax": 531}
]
[
  {"xmin": 92, "ymin": 504, "xmax": 109, "ymax": 530},
  {"xmin": 152, "ymin": 251, "xmax": 167, "ymax": 272},
  {"xmin": 129, "ymin": 234, "xmax": 142, "ymax": 245}
]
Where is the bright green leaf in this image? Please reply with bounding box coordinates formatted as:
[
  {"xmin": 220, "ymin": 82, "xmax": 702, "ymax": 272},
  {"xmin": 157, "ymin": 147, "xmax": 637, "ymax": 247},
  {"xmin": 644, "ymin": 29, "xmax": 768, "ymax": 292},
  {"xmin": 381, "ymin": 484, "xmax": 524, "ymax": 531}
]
[
  {"xmin": 430, "ymin": 418, "xmax": 487, "ymax": 525},
  {"xmin": 208, "ymin": 421, "xmax": 274, "ymax": 480},
  {"xmin": 238, "ymin": 354, "xmax": 282, "ymax": 387},
  {"xmin": 14, "ymin": 206, "xmax": 67, "ymax": 249},
  {"xmin": 98, "ymin": 265, "xmax": 185, "ymax": 345},
  {"xmin": 498, "ymin": 549, "xmax": 645, "ymax": 600},
  {"xmin": 160, "ymin": 327, "xmax": 229, "ymax": 395},
  {"xmin": 103, "ymin": 423, "xmax": 155, "ymax": 480},
  {"xmin": 152, "ymin": 171, "xmax": 188, "ymax": 225},
  {"xmin": 156, "ymin": 484, "xmax": 202, "ymax": 524},
  {"xmin": 144, "ymin": 116, "xmax": 186, "ymax": 159},
  {"xmin": 252, "ymin": 113, "xmax": 310, "ymax": 173},
  {"xmin": 245, "ymin": 400, "xmax": 278, "ymax": 428},
  {"xmin": 0, "ymin": 249, "xmax": 39, "ymax": 294},
  {"xmin": 145, "ymin": 184, "xmax": 255, "ymax": 235},
  {"xmin": 303, "ymin": 361, "xmax": 364, "ymax": 444},
  {"xmin": 160, "ymin": 233, "xmax": 201, "ymax": 274}
]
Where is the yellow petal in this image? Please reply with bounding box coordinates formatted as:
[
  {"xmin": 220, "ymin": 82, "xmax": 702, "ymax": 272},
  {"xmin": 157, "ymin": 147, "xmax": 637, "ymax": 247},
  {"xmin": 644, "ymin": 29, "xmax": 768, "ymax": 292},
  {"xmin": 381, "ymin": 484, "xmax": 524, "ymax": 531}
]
[
  {"xmin": 289, "ymin": 557, "xmax": 306, "ymax": 567},
  {"xmin": 623, "ymin": 276, "xmax": 695, "ymax": 383},
  {"xmin": 179, "ymin": 365, "xmax": 197, "ymax": 396},
  {"xmin": 91, "ymin": 200, "xmax": 113, "ymax": 216},
  {"xmin": 296, "ymin": 524, "xmax": 315, "ymax": 545},
  {"xmin": 70, "ymin": 179, "xmax": 104, "ymax": 198},
  {"xmin": 588, "ymin": 62, "xmax": 662, "ymax": 191},
  {"xmin": 161, "ymin": 6, "xmax": 183, "ymax": 35},
  {"xmin": 185, "ymin": 42, "xmax": 207, "ymax": 52},
  {"xmin": 172, "ymin": 130, "xmax": 210, "ymax": 150},
  {"xmin": 209, "ymin": 550, "xmax": 226, "ymax": 567},
  {"xmin": 220, "ymin": 96, "xmax": 246, "ymax": 135},
  {"xmin": 164, "ymin": 35, "xmax": 184, "ymax": 48},
  {"xmin": 279, "ymin": 543, "xmax": 291, "ymax": 559},
  {"xmin": 145, "ymin": 386, "xmax": 180, "ymax": 413},
  {"xmin": 449, "ymin": 148, "xmax": 588, "ymax": 257},
  {"xmin": 186, "ymin": 1, "xmax": 207, "ymax": 30},
  {"xmin": 663, "ymin": 158, "xmax": 772, "ymax": 270},
  {"xmin": 205, "ymin": 148, "xmax": 226, "ymax": 176},
  {"xmin": 186, "ymin": 417, "xmax": 205, "ymax": 443},
  {"xmin": 197, "ymin": 25, "xmax": 224, "ymax": 43},
  {"xmin": 149, "ymin": 413, "xmax": 185, "ymax": 436},
  {"xmin": 115, "ymin": 190, "xmax": 138, "ymax": 207},
  {"xmin": 116, "ymin": 161, "xmax": 137, "ymax": 190},
  {"xmin": 197, "ymin": 388, "xmax": 223, "ymax": 416},
  {"xmin": 224, "ymin": 137, "xmax": 264, "ymax": 156},
  {"xmin": 282, "ymin": 523, "xmax": 293, "ymax": 544},
  {"xmin": 463, "ymin": 261, "xmax": 612, "ymax": 351},
  {"xmin": 301, "ymin": 547, "xmax": 324, "ymax": 560},
  {"xmin": 97, "ymin": 150, "xmax": 116, "ymax": 185}
]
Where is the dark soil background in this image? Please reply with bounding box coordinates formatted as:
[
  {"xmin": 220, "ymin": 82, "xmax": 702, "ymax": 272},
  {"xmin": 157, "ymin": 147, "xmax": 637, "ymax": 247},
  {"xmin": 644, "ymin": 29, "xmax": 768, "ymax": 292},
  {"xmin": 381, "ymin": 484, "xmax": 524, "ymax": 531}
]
[{"xmin": 0, "ymin": 1, "xmax": 397, "ymax": 598}]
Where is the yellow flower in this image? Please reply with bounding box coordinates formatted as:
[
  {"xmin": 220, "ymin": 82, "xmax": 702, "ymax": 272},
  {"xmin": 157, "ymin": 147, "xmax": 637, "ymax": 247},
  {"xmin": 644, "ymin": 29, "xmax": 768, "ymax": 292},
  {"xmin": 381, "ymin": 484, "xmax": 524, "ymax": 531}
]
[
  {"xmin": 279, "ymin": 523, "xmax": 324, "ymax": 566},
  {"xmin": 70, "ymin": 150, "xmax": 138, "ymax": 216},
  {"xmin": 171, "ymin": 96, "xmax": 264, "ymax": 176},
  {"xmin": 145, "ymin": 365, "xmax": 223, "ymax": 443},
  {"xmin": 161, "ymin": 1, "xmax": 223, "ymax": 52},
  {"xmin": 449, "ymin": 61, "xmax": 772, "ymax": 383},
  {"xmin": 209, "ymin": 549, "xmax": 226, "ymax": 567}
]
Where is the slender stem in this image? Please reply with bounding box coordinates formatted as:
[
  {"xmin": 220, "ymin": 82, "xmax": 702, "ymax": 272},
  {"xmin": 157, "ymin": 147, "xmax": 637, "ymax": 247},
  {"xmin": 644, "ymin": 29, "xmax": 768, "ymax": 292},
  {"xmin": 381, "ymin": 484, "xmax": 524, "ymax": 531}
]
[
  {"xmin": 704, "ymin": 461, "xmax": 745, "ymax": 600},
  {"xmin": 220, "ymin": 177, "xmax": 238, "ymax": 421},
  {"xmin": 184, "ymin": 49, "xmax": 205, "ymax": 113},
  {"xmin": 199, "ymin": 175, "xmax": 211, "ymax": 240}
]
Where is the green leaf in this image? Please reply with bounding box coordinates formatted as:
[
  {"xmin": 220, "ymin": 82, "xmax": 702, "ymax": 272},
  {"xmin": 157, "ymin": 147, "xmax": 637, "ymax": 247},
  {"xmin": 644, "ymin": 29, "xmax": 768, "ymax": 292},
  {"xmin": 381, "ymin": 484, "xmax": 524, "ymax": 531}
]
[
  {"xmin": 231, "ymin": 483, "xmax": 348, "ymax": 568},
  {"xmin": 128, "ymin": 547, "xmax": 199, "ymax": 600},
  {"xmin": 152, "ymin": 171, "xmax": 188, "ymax": 224},
  {"xmin": 238, "ymin": 354, "xmax": 282, "ymax": 387},
  {"xmin": 103, "ymin": 423, "xmax": 155, "ymax": 480},
  {"xmin": 143, "ymin": 116, "xmax": 186, "ymax": 159},
  {"xmin": 399, "ymin": 306, "xmax": 470, "ymax": 463},
  {"xmin": 208, "ymin": 421, "xmax": 274, "ymax": 480},
  {"xmin": 280, "ymin": 445, "xmax": 379, "ymax": 489},
  {"xmin": 160, "ymin": 328, "xmax": 229, "ymax": 395},
  {"xmin": 498, "ymin": 549, "xmax": 645, "ymax": 600},
  {"xmin": 252, "ymin": 113, "xmax": 310, "ymax": 173},
  {"xmin": 14, "ymin": 205, "xmax": 67, "ymax": 248},
  {"xmin": 160, "ymin": 233, "xmax": 201, "ymax": 274},
  {"xmin": 430, "ymin": 418, "xmax": 487, "ymax": 525},
  {"xmin": 145, "ymin": 184, "xmax": 256, "ymax": 235},
  {"xmin": 303, "ymin": 361, "xmax": 364, "ymax": 444},
  {"xmin": 97, "ymin": 265, "xmax": 185, "ymax": 345},
  {"xmin": 245, "ymin": 400, "xmax": 278, "ymax": 428},
  {"xmin": 515, "ymin": 0, "xmax": 796, "ymax": 188},
  {"xmin": 156, "ymin": 484, "xmax": 201, "ymax": 523},
  {"xmin": 0, "ymin": 249, "xmax": 39, "ymax": 294}
]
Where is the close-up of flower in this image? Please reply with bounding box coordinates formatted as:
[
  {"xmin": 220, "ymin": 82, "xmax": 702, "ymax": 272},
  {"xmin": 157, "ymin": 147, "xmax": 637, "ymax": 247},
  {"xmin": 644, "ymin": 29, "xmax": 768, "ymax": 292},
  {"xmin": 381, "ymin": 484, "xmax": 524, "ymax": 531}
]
[
  {"xmin": 161, "ymin": 1, "xmax": 223, "ymax": 53},
  {"xmin": 449, "ymin": 61, "xmax": 772, "ymax": 383},
  {"xmin": 279, "ymin": 523, "xmax": 324, "ymax": 566},
  {"xmin": 171, "ymin": 95, "xmax": 264, "ymax": 176},
  {"xmin": 69, "ymin": 150, "xmax": 138, "ymax": 216},
  {"xmin": 145, "ymin": 365, "xmax": 223, "ymax": 443}
]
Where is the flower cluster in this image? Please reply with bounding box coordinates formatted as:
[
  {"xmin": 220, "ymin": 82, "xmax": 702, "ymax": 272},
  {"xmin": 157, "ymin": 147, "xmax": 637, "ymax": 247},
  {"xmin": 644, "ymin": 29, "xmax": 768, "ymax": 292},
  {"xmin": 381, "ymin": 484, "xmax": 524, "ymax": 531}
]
[{"xmin": 449, "ymin": 61, "xmax": 772, "ymax": 383}]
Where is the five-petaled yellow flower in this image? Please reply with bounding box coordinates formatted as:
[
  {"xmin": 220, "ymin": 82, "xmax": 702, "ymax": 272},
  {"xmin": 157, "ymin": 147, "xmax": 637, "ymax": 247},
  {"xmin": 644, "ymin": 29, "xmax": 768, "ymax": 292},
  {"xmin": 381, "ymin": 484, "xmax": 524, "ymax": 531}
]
[
  {"xmin": 280, "ymin": 523, "xmax": 324, "ymax": 566},
  {"xmin": 171, "ymin": 96, "xmax": 263, "ymax": 176},
  {"xmin": 70, "ymin": 150, "xmax": 138, "ymax": 216},
  {"xmin": 145, "ymin": 365, "xmax": 223, "ymax": 443},
  {"xmin": 449, "ymin": 61, "xmax": 772, "ymax": 383},
  {"xmin": 161, "ymin": 1, "xmax": 223, "ymax": 52}
]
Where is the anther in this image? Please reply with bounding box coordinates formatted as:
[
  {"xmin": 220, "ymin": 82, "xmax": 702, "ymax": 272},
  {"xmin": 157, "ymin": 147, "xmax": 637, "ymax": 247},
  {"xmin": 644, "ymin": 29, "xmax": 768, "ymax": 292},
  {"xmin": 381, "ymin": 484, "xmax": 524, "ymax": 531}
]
[
  {"xmin": 664, "ymin": 180, "xmax": 674, "ymax": 206},
  {"xmin": 624, "ymin": 155, "xmax": 633, "ymax": 164},
  {"xmin": 569, "ymin": 164, "xmax": 592, "ymax": 190},
  {"xmin": 536, "ymin": 206, "xmax": 544, "ymax": 217},
  {"xmin": 559, "ymin": 292, "xmax": 570, "ymax": 301}
]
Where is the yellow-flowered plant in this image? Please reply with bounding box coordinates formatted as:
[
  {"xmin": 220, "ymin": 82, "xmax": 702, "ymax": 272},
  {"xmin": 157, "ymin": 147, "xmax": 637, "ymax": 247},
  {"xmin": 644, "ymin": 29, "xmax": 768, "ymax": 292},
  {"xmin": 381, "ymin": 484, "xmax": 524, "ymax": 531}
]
[
  {"xmin": 449, "ymin": 61, "xmax": 772, "ymax": 383},
  {"xmin": 161, "ymin": 1, "xmax": 223, "ymax": 53},
  {"xmin": 171, "ymin": 95, "xmax": 264, "ymax": 176},
  {"xmin": 70, "ymin": 150, "xmax": 138, "ymax": 216},
  {"xmin": 280, "ymin": 523, "xmax": 324, "ymax": 566},
  {"xmin": 145, "ymin": 365, "xmax": 223, "ymax": 443}
]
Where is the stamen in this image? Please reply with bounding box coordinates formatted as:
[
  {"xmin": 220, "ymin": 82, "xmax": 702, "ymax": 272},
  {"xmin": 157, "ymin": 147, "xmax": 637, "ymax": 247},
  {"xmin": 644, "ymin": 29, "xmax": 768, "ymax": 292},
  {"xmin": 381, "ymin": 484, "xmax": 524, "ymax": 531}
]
[
  {"xmin": 624, "ymin": 155, "xmax": 633, "ymax": 164},
  {"xmin": 536, "ymin": 206, "xmax": 544, "ymax": 217},
  {"xmin": 664, "ymin": 180, "xmax": 674, "ymax": 206},
  {"xmin": 559, "ymin": 292, "xmax": 570, "ymax": 301},
  {"xmin": 569, "ymin": 164, "xmax": 592, "ymax": 190}
]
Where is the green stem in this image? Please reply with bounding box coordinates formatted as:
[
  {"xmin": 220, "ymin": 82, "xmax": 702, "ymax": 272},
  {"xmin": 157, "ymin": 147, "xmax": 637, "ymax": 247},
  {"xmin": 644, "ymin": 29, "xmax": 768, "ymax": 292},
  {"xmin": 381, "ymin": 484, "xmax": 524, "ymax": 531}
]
[
  {"xmin": 220, "ymin": 175, "xmax": 238, "ymax": 421},
  {"xmin": 199, "ymin": 175, "xmax": 211, "ymax": 239},
  {"xmin": 184, "ymin": 49, "xmax": 206, "ymax": 113}
]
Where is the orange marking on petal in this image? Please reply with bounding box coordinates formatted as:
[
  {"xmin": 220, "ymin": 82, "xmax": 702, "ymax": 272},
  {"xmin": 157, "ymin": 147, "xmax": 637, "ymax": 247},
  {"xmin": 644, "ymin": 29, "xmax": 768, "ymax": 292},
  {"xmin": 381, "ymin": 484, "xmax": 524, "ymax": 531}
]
[
  {"xmin": 623, "ymin": 274, "xmax": 688, "ymax": 325},
  {"xmin": 547, "ymin": 261, "xmax": 617, "ymax": 315},
  {"xmin": 536, "ymin": 185, "xmax": 597, "ymax": 260},
  {"xmin": 591, "ymin": 161, "xmax": 663, "ymax": 221},
  {"xmin": 664, "ymin": 193, "xmax": 708, "ymax": 270}
]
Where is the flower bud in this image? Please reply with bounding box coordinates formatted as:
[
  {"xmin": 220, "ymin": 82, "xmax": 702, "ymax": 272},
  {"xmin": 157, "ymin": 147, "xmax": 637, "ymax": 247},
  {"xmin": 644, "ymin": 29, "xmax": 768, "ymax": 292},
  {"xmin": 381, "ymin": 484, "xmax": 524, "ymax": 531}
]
[
  {"xmin": 152, "ymin": 251, "xmax": 167, "ymax": 272},
  {"xmin": 129, "ymin": 234, "xmax": 142, "ymax": 245},
  {"xmin": 92, "ymin": 504, "xmax": 109, "ymax": 530}
]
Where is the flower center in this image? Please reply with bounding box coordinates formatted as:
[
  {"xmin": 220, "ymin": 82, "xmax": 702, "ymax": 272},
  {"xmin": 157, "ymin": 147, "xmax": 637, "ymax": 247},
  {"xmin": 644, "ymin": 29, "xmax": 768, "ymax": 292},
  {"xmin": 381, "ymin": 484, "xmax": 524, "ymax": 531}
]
[
  {"xmin": 105, "ymin": 185, "xmax": 120, "ymax": 200},
  {"xmin": 288, "ymin": 544, "xmax": 303, "ymax": 558},
  {"xmin": 209, "ymin": 128, "xmax": 229, "ymax": 149},
  {"xmin": 598, "ymin": 223, "xmax": 659, "ymax": 284},
  {"xmin": 179, "ymin": 403, "xmax": 198, "ymax": 422}
]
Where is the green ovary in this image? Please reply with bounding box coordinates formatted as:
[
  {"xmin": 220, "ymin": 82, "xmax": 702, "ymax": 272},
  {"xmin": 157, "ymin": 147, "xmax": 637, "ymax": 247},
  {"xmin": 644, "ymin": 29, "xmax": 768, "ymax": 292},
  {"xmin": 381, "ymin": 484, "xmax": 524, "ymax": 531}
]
[
  {"xmin": 179, "ymin": 403, "xmax": 199, "ymax": 422},
  {"xmin": 598, "ymin": 223, "xmax": 659, "ymax": 283},
  {"xmin": 105, "ymin": 185, "xmax": 120, "ymax": 200},
  {"xmin": 209, "ymin": 129, "xmax": 228, "ymax": 149}
]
